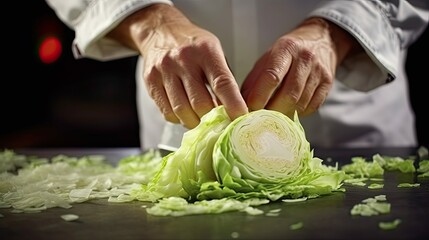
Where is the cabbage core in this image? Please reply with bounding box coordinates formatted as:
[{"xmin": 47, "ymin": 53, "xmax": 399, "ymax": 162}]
[{"xmin": 230, "ymin": 113, "xmax": 298, "ymax": 179}]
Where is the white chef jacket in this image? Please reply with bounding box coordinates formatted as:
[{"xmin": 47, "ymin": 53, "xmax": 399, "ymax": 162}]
[{"xmin": 46, "ymin": 0, "xmax": 429, "ymax": 150}]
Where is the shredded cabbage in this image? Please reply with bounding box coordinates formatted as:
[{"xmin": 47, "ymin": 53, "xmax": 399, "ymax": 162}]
[
  {"xmin": 0, "ymin": 106, "xmax": 348, "ymax": 216},
  {"xmin": 378, "ymin": 219, "xmax": 401, "ymax": 230},
  {"xmin": 1, "ymin": 106, "xmax": 425, "ymax": 218},
  {"xmin": 350, "ymin": 195, "xmax": 391, "ymax": 216},
  {"xmin": 0, "ymin": 150, "xmax": 162, "ymax": 213}
]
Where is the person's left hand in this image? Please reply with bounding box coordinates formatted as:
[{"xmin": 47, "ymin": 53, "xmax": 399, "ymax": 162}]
[{"xmin": 241, "ymin": 18, "xmax": 358, "ymax": 117}]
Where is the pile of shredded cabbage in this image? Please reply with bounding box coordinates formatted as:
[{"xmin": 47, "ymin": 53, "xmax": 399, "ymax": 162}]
[
  {"xmin": 1, "ymin": 106, "xmax": 428, "ymax": 217},
  {"xmin": 0, "ymin": 149, "xmax": 163, "ymax": 213}
]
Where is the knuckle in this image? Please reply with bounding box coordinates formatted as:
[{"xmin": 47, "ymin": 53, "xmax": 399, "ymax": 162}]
[
  {"xmin": 264, "ymin": 68, "xmax": 283, "ymax": 87},
  {"xmin": 277, "ymin": 37, "xmax": 300, "ymax": 54},
  {"xmin": 197, "ymin": 36, "xmax": 221, "ymax": 51},
  {"xmin": 190, "ymin": 97, "xmax": 209, "ymax": 108},
  {"xmin": 159, "ymin": 54, "xmax": 175, "ymax": 70},
  {"xmin": 174, "ymin": 45, "xmax": 194, "ymax": 62},
  {"xmin": 144, "ymin": 69, "xmax": 158, "ymax": 83},
  {"xmin": 300, "ymin": 48, "xmax": 315, "ymax": 64},
  {"xmin": 147, "ymin": 86, "xmax": 162, "ymax": 100},
  {"xmin": 172, "ymin": 103, "xmax": 188, "ymax": 116},
  {"xmin": 211, "ymin": 74, "xmax": 235, "ymax": 92},
  {"xmin": 287, "ymin": 93, "xmax": 300, "ymax": 105}
]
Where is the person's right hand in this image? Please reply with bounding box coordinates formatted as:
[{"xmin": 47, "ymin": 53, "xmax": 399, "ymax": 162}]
[{"xmin": 108, "ymin": 4, "xmax": 248, "ymax": 129}]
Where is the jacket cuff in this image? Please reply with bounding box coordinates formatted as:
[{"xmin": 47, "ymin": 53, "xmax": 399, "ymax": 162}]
[
  {"xmin": 73, "ymin": 0, "xmax": 173, "ymax": 61},
  {"xmin": 308, "ymin": 0, "xmax": 397, "ymax": 91}
]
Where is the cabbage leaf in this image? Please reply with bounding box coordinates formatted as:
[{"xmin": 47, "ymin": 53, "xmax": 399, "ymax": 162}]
[{"xmin": 131, "ymin": 106, "xmax": 347, "ymax": 212}]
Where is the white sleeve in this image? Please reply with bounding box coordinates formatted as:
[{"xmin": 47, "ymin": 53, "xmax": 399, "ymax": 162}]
[
  {"xmin": 309, "ymin": 0, "xmax": 429, "ymax": 91},
  {"xmin": 45, "ymin": 0, "xmax": 173, "ymax": 61}
]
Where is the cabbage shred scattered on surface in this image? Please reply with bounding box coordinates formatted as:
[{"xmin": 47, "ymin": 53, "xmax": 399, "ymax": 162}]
[{"xmin": 1, "ymin": 107, "xmax": 427, "ymax": 217}]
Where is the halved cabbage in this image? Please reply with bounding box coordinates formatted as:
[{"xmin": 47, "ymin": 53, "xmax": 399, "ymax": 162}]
[
  {"xmin": 214, "ymin": 109, "xmax": 311, "ymax": 184},
  {"xmin": 133, "ymin": 106, "xmax": 346, "ymax": 203}
]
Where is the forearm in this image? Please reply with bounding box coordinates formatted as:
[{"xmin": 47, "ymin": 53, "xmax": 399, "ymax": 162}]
[
  {"xmin": 107, "ymin": 3, "xmax": 190, "ymax": 53},
  {"xmin": 299, "ymin": 17, "xmax": 362, "ymax": 67},
  {"xmin": 308, "ymin": 0, "xmax": 429, "ymax": 91},
  {"xmin": 45, "ymin": 0, "xmax": 174, "ymax": 60}
]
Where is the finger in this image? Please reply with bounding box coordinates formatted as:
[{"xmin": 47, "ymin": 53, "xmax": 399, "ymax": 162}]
[
  {"xmin": 162, "ymin": 71, "xmax": 200, "ymax": 129},
  {"xmin": 295, "ymin": 61, "xmax": 332, "ymax": 116},
  {"xmin": 144, "ymin": 68, "xmax": 180, "ymax": 124},
  {"xmin": 267, "ymin": 49, "xmax": 313, "ymax": 116},
  {"xmin": 301, "ymin": 78, "xmax": 331, "ymax": 116},
  {"xmin": 203, "ymin": 45, "xmax": 248, "ymax": 120},
  {"xmin": 295, "ymin": 73, "xmax": 319, "ymax": 114},
  {"xmin": 245, "ymin": 49, "xmax": 292, "ymax": 111},
  {"xmin": 180, "ymin": 65, "xmax": 216, "ymax": 119},
  {"xmin": 241, "ymin": 53, "xmax": 268, "ymax": 100}
]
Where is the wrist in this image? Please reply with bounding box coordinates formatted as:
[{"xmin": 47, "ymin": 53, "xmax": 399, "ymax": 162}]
[
  {"xmin": 302, "ymin": 17, "xmax": 362, "ymax": 64},
  {"xmin": 107, "ymin": 3, "xmax": 188, "ymax": 51}
]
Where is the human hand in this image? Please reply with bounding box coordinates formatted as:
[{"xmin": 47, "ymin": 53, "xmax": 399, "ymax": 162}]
[
  {"xmin": 241, "ymin": 18, "xmax": 359, "ymax": 117},
  {"xmin": 109, "ymin": 4, "xmax": 248, "ymax": 129}
]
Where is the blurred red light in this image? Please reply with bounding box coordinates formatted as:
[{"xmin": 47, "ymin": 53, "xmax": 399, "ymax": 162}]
[{"xmin": 39, "ymin": 36, "xmax": 62, "ymax": 64}]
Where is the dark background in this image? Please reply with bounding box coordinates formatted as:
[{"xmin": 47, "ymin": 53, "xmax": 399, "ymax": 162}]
[{"xmin": 0, "ymin": 1, "xmax": 428, "ymax": 149}]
